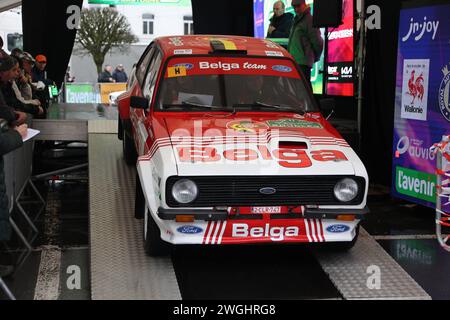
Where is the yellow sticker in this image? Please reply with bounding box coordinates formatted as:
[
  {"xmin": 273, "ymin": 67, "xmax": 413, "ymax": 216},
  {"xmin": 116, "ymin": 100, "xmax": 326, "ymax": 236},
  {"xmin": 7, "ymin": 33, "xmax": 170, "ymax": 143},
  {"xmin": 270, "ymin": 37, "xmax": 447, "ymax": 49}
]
[{"xmin": 167, "ymin": 66, "xmax": 187, "ymax": 78}]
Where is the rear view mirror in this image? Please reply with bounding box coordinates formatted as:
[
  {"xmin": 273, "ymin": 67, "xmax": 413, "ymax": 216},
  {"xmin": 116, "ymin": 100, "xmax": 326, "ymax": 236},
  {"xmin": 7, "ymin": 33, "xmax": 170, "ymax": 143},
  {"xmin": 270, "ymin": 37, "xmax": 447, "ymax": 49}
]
[
  {"xmin": 130, "ymin": 96, "xmax": 149, "ymax": 110},
  {"xmin": 319, "ymin": 98, "xmax": 335, "ymax": 120}
]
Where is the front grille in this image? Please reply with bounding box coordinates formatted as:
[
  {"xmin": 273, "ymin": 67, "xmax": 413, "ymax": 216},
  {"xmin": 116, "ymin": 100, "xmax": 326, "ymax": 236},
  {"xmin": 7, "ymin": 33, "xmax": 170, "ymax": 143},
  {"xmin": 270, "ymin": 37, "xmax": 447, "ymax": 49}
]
[{"xmin": 166, "ymin": 176, "xmax": 365, "ymax": 207}]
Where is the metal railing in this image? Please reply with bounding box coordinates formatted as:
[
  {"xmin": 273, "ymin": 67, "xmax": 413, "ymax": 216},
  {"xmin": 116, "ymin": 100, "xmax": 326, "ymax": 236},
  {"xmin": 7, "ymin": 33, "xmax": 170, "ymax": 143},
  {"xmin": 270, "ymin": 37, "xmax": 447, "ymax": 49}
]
[{"xmin": 431, "ymin": 135, "xmax": 450, "ymax": 252}]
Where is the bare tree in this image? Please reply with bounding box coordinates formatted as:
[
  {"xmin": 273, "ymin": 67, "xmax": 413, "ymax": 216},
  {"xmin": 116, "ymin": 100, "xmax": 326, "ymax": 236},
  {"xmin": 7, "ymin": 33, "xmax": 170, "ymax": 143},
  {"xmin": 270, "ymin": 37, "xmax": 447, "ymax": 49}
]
[{"xmin": 75, "ymin": 7, "xmax": 138, "ymax": 74}]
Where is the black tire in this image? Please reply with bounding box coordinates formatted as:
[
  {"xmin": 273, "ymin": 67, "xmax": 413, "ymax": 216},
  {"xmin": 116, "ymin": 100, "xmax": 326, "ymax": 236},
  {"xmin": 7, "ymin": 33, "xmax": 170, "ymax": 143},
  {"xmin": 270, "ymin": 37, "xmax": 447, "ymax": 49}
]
[
  {"xmin": 144, "ymin": 210, "xmax": 171, "ymax": 256},
  {"xmin": 320, "ymin": 225, "xmax": 360, "ymax": 252},
  {"xmin": 135, "ymin": 175, "xmax": 145, "ymax": 220},
  {"xmin": 123, "ymin": 128, "xmax": 137, "ymax": 166}
]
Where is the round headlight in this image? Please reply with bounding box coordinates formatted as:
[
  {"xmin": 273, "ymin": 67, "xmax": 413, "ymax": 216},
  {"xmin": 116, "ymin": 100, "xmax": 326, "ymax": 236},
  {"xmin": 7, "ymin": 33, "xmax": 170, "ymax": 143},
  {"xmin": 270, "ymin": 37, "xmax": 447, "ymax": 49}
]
[
  {"xmin": 172, "ymin": 179, "xmax": 198, "ymax": 204},
  {"xmin": 334, "ymin": 178, "xmax": 359, "ymax": 202}
]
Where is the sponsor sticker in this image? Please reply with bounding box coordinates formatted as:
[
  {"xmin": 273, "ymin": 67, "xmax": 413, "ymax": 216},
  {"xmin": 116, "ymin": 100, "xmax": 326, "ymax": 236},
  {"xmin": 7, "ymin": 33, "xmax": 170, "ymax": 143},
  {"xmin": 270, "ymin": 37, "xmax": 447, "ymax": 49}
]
[
  {"xmin": 177, "ymin": 226, "xmax": 203, "ymax": 234},
  {"xmin": 226, "ymin": 120, "xmax": 269, "ymax": 133},
  {"xmin": 174, "ymin": 63, "xmax": 194, "ymax": 70},
  {"xmin": 395, "ymin": 166, "xmax": 436, "ymax": 203},
  {"xmin": 265, "ymin": 51, "xmax": 284, "ymax": 57},
  {"xmin": 167, "ymin": 66, "xmax": 187, "ymax": 78},
  {"xmin": 266, "ymin": 119, "xmax": 323, "ymax": 129},
  {"xmin": 174, "ymin": 49, "xmax": 193, "ymax": 55},
  {"xmin": 400, "ymin": 59, "xmax": 430, "ymax": 121},
  {"xmin": 272, "ymin": 65, "xmax": 292, "ymax": 73},
  {"xmin": 326, "ymin": 225, "xmax": 350, "ymax": 233}
]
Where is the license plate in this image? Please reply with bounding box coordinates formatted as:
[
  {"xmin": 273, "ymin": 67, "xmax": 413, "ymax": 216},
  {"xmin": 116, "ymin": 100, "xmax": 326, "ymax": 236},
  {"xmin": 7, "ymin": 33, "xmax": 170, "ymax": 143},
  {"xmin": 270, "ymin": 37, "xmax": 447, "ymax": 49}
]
[{"xmin": 251, "ymin": 206, "xmax": 282, "ymax": 214}]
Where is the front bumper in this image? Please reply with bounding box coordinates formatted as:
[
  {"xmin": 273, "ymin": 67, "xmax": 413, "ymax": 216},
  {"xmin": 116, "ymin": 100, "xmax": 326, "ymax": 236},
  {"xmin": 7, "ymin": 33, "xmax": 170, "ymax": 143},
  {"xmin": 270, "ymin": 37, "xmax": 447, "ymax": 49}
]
[{"xmin": 157, "ymin": 206, "xmax": 370, "ymax": 221}]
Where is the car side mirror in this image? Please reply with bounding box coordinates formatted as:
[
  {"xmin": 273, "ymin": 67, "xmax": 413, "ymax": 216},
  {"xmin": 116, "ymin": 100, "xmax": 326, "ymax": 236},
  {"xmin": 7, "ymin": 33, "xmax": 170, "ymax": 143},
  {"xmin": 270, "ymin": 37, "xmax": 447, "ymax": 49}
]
[
  {"xmin": 319, "ymin": 98, "xmax": 335, "ymax": 120},
  {"xmin": 130, "ymin": 96, "xmax": 149, "ymax": 111}
]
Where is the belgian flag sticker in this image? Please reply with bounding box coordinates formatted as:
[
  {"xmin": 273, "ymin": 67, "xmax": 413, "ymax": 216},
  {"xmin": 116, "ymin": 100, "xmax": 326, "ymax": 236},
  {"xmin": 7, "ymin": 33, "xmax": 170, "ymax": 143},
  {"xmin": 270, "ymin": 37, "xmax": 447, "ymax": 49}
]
[{"xmin": 167, "ymin": 66, "xmax": 187, "ymax": 78}]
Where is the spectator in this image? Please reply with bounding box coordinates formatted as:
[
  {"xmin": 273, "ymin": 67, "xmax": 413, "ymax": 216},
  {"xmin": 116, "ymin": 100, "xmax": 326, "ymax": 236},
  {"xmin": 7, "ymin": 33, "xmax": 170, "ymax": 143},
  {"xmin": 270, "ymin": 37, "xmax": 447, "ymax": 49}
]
[
  {"xmin": 0, "ymin": 36, "xmax": 8, "ymax": 59},
  {"xmin": 287, "ymin": 0, "xmax": 323, "ymax": 86},
  {"xmin": 32, "ymin": 54, "xmax": 52, "ymax": 86},
  {"xmin": 98, "ymin": 65, "xmax": 115, "ymax": 83},
  {"xmin": 16, "ymin": 52, "xmax": 41, "ymax": 104},
  {"xmin": 0, "ymin": 95, "xmax": 27, "ymax": 277},
  {"xmin": 113, "ymin": 64, "xmax": 128, "ymax": 83},
  {"xmin": 0, "ymin": 56, "xmax": 43, "ymax": 117},
  {"xmin": 267, "ymin": 1, "xmax": 294, "ymax": 39},
  {"xmin": 10, "ymin": 48, "xmax": 23, "ymax": 59}
]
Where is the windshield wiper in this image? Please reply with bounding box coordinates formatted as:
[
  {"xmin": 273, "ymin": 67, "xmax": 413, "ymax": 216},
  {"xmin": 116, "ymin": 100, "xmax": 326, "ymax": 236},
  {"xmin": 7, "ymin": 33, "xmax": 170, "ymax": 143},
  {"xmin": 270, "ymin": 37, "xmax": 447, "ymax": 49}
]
[{"xmin": 233, "ymin": 101, "xmax": 306, "ymax": 115}]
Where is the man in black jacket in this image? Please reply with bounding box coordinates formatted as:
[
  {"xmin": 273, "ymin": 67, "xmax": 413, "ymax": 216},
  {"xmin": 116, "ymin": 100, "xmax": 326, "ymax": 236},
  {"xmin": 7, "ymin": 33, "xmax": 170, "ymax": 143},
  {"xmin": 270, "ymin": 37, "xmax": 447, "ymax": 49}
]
[
  {"xmin": 98, "ymin": 65, "xmax": 116, "ymax": 83},
  {"xmin": 267, "ymin": 1, "xmax": 294, "ymax": 38}
]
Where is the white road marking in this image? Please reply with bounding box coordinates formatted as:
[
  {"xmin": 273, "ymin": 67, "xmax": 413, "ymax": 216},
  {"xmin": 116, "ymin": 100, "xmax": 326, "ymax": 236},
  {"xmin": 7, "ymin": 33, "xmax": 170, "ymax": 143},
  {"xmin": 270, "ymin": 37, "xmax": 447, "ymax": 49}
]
[{"xmin": 33, "ymin": 246, "xmax": 61, "ymax": 301}]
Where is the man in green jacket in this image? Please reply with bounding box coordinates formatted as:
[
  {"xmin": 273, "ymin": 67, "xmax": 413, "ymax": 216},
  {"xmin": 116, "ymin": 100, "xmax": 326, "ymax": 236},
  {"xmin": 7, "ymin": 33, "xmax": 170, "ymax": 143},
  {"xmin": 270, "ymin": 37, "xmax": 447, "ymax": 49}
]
[{"xmin": 287, "ymin": 0, "xmax": 324, "ymax": 88}]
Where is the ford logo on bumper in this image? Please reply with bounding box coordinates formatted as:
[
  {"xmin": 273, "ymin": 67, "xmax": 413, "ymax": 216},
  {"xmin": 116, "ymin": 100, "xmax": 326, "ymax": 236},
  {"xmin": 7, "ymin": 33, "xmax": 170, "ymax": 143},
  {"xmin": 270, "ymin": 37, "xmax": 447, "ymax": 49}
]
[
  {"xmin": 259, "ymin": 187, "xmax": 277, "ymax": 195},
  {"xmin": 177, "ymin": 226, "xmax": 203, "ymax": 234},
  {"xmin": 326, "ymin": 225, "xmax": 350, "ymax": 233}
]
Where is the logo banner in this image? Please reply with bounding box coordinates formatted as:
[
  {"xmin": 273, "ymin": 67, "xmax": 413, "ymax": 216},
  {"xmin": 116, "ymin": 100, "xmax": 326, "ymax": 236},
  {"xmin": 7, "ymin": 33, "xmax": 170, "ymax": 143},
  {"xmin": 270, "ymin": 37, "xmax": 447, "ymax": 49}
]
[{"xmin": 392, "ymin": 4, "xmax": 450, "ymax": 209}]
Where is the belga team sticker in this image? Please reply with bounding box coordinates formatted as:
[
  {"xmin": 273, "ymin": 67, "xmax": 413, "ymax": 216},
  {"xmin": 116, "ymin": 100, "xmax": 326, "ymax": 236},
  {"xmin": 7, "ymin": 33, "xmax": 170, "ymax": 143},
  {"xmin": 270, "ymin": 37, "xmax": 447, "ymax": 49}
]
[
  {"xmin": 227, "ymin": 120, "xmax": 269, "ymax": 133},
  {"xmin": 266, "ymin": 119, "xmax": 323, "ymax": 129}
]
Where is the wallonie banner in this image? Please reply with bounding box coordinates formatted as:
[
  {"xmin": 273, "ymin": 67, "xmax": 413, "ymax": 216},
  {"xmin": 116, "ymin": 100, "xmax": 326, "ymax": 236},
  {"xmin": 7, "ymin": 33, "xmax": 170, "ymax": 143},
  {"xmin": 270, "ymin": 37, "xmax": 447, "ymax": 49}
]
[{"xmin": 392, "ymin": 3, "xmax": 450, "ymax": 209}]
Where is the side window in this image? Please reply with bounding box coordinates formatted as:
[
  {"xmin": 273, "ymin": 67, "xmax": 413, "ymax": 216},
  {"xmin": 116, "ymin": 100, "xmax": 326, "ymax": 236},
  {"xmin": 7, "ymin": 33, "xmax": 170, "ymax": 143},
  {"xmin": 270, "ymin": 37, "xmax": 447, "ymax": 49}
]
[
  {"xmin": 142, "ymin": 51, "xmax": 163, "ymax": 104},
  {"xmin": 136, "ymin": 45, "xmax": 155, "ymax": 84}
]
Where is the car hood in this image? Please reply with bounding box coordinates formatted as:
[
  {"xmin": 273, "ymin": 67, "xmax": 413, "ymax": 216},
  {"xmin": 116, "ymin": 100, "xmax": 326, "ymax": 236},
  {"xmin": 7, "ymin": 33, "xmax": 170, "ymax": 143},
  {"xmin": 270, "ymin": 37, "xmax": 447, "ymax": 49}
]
[{"xmin": 162, "ymin": 113, "xmax": 360, "ymax": 177}]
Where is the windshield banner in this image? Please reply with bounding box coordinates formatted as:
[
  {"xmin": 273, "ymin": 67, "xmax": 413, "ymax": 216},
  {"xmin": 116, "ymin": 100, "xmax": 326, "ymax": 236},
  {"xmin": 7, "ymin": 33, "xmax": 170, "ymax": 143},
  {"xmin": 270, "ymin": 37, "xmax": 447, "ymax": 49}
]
[{"xmin": 165, "ymin": 57, "xmax": 301, "ymax": 79}]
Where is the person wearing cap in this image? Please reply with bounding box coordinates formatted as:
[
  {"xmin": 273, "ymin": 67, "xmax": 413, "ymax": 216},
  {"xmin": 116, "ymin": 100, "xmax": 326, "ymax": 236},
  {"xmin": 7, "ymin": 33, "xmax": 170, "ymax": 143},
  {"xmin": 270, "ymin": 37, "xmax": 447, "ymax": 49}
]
[
  {"xmin": 16, "ymin": 52, "xmax": 40, "ymax": 103},
  {"xmin": 113, "ymin": 64, "xmax": 128, "ymax": 83},
  {"xmin": 287, "ymin": 0, "xmax": 323, "ymax": 87},
  {"xmin": 267, "ymin": 1, "xmax": 294, "ymax": 39},
  {"xmin": 32, "ymin": 54, "xmax": 48, "ymax": 84}
]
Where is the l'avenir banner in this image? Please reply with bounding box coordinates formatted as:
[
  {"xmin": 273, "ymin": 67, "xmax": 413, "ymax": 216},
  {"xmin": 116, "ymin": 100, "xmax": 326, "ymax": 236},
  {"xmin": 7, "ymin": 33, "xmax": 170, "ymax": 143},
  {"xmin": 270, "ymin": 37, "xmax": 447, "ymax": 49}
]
[{"xmin": 392, "ymin": 3, "xmax": 450, "ymax": 210}]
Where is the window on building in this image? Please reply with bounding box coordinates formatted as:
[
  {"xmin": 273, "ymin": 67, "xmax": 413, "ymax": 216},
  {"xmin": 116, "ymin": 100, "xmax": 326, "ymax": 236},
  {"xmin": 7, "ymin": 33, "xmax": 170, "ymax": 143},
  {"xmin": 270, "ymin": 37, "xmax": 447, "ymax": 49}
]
[
  {"xmin": 143, "ymin": 14, "xmax": 154, "ymax": 35},
  {"xmin": 7, "ymin": 33, "xmax": 23, "ymax": 52},
  {"xmin": 183, "ymin": 15, "xmax": 194, "ymax": 35}
]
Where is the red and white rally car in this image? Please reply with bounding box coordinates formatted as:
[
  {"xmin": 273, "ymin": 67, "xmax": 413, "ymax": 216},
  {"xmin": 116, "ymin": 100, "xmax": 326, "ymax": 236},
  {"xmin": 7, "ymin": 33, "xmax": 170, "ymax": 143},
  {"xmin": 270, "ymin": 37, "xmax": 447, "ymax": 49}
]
[{"xmin": 117, "ymin": 35, "xmax": 369, "ymax": 256}]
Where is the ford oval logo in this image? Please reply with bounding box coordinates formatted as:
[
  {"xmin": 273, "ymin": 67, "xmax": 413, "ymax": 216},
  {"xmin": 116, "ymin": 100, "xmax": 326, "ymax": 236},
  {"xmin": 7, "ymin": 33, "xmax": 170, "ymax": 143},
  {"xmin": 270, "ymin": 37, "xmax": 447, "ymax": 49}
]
[
  {"xmin": 326, "ymin": 225, "xmax": 350, "ymax": 233},
  {"xmin": 272, "ymin": 65, "xmax": 292, "ymax": 73},
  {"xmin": 174, "ymin": 63, "xmax": 194, "ymax": 70},
  {"xmin": 177, "ymin": 226, "xmax": 203, "ymax": 234},
  {"xmin": 259, "ymin": 187, "xmax": 277, "ymax": 195}
]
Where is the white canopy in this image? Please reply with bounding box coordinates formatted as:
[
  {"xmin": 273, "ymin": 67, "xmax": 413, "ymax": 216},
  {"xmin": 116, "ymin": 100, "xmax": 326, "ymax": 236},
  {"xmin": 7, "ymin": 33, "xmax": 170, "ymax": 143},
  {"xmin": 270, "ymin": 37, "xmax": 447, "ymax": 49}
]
[{"xmin": 0, "ymin": 0, "xmax": 21, "ymax": 13}]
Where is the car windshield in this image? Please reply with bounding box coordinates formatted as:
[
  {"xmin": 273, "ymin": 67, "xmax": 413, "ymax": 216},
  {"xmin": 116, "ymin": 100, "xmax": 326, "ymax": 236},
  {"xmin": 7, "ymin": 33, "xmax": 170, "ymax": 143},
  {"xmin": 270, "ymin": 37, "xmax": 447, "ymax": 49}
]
[{"xmin": 156, "ymin": 57, "xmax": 318, "ymax": 113}]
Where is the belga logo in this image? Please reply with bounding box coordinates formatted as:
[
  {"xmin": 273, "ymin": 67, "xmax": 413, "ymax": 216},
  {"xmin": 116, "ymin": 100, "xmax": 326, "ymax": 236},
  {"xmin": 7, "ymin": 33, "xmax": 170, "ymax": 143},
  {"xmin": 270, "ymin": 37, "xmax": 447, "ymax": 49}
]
[
  {"xmin": 396, "ymin": 166, "xmax": 436, "ymax": 203},
  {"xmin": 402, "ymin": 16, "xmax": 439, "ymax": 42},
  {"xmin": 395, "ymin": 136, "xmax": 435, "ymax": 161}
]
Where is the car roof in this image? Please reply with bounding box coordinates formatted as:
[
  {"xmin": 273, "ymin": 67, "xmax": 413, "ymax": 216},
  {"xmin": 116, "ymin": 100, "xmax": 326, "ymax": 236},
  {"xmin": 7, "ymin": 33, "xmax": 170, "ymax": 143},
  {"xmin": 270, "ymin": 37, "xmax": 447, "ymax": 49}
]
[{"xmin": 156, "ymin": 35, "xmax": 289, "ymax": 59}]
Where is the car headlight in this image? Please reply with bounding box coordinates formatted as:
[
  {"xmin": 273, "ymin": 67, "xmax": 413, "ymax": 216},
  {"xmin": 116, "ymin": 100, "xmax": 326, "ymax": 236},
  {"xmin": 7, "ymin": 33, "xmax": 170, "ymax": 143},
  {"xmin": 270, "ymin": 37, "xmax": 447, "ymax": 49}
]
[
  {"xmin": 172, "ymin": 179, "xmax": 198, "ymax": 204},
  {"xmin": 334, "ymin": 178, "xmax": 359, "ymax": 202}
]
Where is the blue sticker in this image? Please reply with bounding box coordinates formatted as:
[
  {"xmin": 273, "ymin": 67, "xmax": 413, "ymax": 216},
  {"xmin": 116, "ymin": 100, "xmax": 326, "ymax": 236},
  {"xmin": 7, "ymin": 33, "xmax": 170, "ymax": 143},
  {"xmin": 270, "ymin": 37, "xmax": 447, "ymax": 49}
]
[
  {"xmin": 177, "ymin": 225, "xmax": 204, "ymax": 234},
  {"xmin": 174, "ymin": 63, "xmax": 194, "ymax": 70},
  {"xmin": 272, "ymin": 65, "xmax": 292, "ymax": 73},
  {"xmin": 326, "ymin": 225, "xmax": 351, "ymax": 233}
]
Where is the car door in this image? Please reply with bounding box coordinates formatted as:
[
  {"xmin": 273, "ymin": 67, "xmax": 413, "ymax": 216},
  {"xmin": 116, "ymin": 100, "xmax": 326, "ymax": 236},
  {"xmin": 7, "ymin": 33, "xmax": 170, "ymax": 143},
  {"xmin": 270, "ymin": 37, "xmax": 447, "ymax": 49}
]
[{"xmin": 136, "ymin": 48, "xmax": 163, "ymax": 156}]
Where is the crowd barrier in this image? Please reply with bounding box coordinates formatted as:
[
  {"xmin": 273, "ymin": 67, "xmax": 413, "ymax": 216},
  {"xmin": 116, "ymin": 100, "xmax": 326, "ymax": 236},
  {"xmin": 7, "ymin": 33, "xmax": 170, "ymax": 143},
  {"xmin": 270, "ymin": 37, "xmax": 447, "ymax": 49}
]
[
  {"xmin": 3, "ymin": 132, "xmax": 44, "ymax": 277},
  {"xmin": 65, "ymin": 82, "xmax": 127, "ymax": 104}
]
